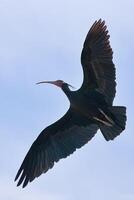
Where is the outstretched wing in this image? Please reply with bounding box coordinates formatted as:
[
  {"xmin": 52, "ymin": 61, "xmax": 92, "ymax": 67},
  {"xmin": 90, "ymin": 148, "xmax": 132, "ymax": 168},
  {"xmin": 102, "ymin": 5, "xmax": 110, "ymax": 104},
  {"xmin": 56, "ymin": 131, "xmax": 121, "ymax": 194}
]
[
  {"xmin": 80, "ymin": 19, "xmax": 116, "ymax": 105},
  {"xmin": 15, "ymin": 108, "xmax": 98, "ymax": 188}
]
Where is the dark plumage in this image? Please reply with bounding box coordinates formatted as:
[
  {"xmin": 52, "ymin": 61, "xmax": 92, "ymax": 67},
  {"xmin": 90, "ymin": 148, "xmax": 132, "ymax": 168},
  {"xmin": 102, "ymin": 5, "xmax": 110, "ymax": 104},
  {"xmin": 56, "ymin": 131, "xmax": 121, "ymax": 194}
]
[{"xmin": 15, "ymin": 19, "xmax": 126, "ymax": 188}]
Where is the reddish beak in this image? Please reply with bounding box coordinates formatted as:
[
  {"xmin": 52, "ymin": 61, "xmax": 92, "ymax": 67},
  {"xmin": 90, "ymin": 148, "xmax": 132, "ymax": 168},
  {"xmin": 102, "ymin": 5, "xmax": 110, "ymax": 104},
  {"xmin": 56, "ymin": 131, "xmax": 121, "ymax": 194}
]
[{"xmin": 36, "ymin": 80, "xmax": 62, "ymax": 88}]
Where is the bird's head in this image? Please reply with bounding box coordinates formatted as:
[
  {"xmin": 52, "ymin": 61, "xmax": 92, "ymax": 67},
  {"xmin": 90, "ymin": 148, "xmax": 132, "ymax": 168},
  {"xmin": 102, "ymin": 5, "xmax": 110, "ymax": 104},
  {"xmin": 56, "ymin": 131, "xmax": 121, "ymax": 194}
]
[{"xmin": 36, "ymin": 80, "xmax": 74, "ymax": 90}]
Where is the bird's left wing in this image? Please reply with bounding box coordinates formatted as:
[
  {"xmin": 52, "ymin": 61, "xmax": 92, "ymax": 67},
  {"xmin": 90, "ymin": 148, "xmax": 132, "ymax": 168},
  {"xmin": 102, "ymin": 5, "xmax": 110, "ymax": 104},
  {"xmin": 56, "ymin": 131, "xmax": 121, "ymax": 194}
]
[
  {"xmin": 15, "ymin": 108, "xmax": 98, "ymax": 188},
  {"xmin": 80, "ymin": 19, "xmax": 116, "ymax": 105}
]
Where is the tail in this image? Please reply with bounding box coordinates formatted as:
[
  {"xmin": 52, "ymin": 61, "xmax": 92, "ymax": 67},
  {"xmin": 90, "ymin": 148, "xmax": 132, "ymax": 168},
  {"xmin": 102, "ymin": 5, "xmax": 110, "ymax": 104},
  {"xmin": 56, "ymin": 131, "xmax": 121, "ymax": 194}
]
[{"xmin": 99, "ymin": 106, "xmax": 127, "ymax": 141}]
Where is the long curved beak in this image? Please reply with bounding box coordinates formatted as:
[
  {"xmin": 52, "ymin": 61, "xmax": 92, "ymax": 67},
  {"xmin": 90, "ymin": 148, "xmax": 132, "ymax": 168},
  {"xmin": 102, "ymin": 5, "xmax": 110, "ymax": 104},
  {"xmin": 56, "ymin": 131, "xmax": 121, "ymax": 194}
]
[
  {"xmin": 36, "ymin": 80, "xmax": 63, "ymax": 88},
  {"xmin": 36, "ymin": 81, "xmax": 55, "ymax": 85},
  {"xmin": 36, "ymin": 80, "xmax": 75, "ymax": 89}
]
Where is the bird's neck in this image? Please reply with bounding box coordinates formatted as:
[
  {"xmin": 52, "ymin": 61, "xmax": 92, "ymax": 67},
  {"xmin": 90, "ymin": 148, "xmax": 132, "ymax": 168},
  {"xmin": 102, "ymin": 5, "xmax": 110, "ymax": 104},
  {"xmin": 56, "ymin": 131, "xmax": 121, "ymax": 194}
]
[{"xmin": 62, "ymin": 84, "xmax": 72, "ymax": 99}]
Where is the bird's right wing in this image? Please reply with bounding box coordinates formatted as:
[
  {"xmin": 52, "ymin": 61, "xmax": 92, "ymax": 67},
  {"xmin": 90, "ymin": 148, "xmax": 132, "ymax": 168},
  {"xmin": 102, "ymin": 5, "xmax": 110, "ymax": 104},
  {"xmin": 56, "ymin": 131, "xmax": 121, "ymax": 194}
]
[{"xmin": 15, "ymin": 108, "xmax": 98, "ymax": 188}]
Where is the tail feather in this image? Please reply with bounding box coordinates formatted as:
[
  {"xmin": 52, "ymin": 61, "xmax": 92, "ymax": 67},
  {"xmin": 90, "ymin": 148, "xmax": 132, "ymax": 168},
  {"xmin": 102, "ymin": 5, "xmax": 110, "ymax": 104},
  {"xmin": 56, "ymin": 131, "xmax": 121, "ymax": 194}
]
[{"xmin": 99, "ymin": 106, "xmax": 126, "ymax": 141}]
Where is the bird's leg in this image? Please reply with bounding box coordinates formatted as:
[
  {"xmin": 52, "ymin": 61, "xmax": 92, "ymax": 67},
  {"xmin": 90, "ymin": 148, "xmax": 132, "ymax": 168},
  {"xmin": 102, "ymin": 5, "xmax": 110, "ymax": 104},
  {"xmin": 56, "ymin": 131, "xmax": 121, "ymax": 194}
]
[{"xmin": 93, "ymin": 108, "xmax": 115, "ymax": 126}]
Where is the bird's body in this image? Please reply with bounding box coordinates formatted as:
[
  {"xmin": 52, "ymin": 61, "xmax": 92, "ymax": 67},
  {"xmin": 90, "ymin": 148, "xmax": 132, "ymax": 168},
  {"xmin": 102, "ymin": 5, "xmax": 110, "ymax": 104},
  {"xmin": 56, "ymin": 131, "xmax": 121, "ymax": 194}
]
[
  {"xmin": 15, "ymin": 19, "xmax": 127, "ymax": 188},
  {"xmin": 63, "ymin": 86, "xmax": 108, "ymax": 123}
]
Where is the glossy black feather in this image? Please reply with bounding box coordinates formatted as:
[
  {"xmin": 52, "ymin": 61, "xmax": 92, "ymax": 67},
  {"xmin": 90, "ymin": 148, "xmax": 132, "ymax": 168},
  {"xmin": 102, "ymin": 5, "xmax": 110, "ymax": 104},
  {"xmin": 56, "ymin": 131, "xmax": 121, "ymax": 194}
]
[
  {"xmin": 15, "ymin": 108, "xmax": 98, "ymax": 188},
  {"xmin": 81, "ymin": 19, "xmax": 116, "ymax": 105}
]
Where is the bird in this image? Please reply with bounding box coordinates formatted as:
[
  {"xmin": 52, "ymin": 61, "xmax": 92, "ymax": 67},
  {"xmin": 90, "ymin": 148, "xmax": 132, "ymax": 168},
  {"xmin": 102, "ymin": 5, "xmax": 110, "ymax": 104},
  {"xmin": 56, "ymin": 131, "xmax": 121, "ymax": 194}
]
[{"xmin": 15, "ymin": 19, "xmax": 126, "ymax": 188}]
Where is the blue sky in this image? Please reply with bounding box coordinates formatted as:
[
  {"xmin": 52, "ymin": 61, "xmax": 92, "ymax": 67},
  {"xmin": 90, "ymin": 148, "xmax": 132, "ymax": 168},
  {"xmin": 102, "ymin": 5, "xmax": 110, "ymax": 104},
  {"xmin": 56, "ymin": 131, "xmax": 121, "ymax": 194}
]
[{"xmin": 0, "ymin": 0, "xmax": 134, "ymax": 199}]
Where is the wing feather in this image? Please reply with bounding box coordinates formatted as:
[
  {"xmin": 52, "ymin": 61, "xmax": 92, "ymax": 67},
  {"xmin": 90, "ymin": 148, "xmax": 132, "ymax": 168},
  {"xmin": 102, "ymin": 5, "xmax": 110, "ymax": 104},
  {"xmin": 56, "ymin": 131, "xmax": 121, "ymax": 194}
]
[
  {"xmin": 80, "ymin": 19, "xmax": 116, "ymax": 105},
  {"xmin": 15, "ymin": 108, "xmax": 98, "ymax": 187}
]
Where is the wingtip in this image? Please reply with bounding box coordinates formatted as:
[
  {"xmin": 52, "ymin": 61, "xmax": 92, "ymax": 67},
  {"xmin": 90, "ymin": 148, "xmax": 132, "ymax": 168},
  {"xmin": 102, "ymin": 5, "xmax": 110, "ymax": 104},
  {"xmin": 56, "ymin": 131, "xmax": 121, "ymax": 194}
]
[
  {"xmin": 98, "ymin": 18, "xmax": 102, "ymax": 22},
  {"xmin": 16, "ymin": 182, "xmax": 21, "ymax": 187},
  {"xmin": 15, "ymin": 180, "xmax": 27, "ymax": 188},
  {"xmin": 14, "ymin": 173, "xmax": 19, "ymax": 182},
  {"xmin": 14, "ymin": 167, "xmax": 22, "ymax": 182},
  {"xmin": 89, "ymin": 19, "xmax": 106, "ymax": 35},
  {"xmin": 97, "ymin": 19, "xmax": 106, "ymax": 26},
  {"xmin": 22, "ymin": 182, "xmax": 28, "ymax": 188},
  {"xmin": 98, "ymin": 18, "xmax": 105, "ymax": 23},
  {"xmin": 14, "ymin": 177, "xmax": 17, "ymax": 182}
]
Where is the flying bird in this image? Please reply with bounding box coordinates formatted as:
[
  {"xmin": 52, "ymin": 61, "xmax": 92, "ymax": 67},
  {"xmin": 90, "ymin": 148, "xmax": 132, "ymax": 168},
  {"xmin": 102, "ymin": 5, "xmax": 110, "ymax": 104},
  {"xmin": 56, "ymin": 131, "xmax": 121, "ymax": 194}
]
[{"xmin": 15, "ymin": 19, "xmax": 126, "ymax": 188}]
